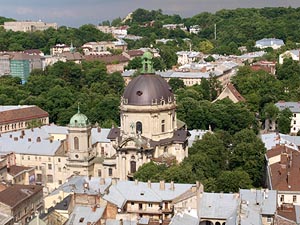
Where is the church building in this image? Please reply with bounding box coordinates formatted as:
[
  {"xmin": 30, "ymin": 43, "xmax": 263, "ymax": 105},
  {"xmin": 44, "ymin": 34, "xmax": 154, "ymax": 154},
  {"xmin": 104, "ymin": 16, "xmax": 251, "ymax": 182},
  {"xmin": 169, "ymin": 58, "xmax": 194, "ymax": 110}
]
[{"xmin": 107, "ymin": 52, "xmax": 190, "ymax": 180}]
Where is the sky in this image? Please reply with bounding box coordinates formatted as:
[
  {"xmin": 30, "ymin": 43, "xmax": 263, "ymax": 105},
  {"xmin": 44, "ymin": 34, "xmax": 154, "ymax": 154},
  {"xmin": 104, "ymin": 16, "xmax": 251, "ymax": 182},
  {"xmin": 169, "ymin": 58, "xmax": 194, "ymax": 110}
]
[{"xmin": 1, "ymin": 0, "xmax": 300, "ymax": 27}]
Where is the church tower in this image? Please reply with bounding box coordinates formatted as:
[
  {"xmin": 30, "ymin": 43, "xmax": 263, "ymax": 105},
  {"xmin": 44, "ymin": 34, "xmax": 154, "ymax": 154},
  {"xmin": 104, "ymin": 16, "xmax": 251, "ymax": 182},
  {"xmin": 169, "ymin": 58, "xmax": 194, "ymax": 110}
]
[
  {"xmin": 67, "ymin": 107, "xmax": 95, "ymax": 176},
  {"xmin": 108, "ymin": 52, "xmax": 189, "ymax": 180}
]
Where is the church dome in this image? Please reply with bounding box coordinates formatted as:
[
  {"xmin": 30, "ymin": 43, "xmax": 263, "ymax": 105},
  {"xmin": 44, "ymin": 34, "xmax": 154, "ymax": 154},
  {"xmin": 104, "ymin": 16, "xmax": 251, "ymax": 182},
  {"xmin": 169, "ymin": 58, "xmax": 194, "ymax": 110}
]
[
  {"xmin": 69, "ymin": 109, "xmax": 90, "ymax": 127},
  {"xmin": 123, "ymin": 74, "xmax": 174, "ymax": 106}
]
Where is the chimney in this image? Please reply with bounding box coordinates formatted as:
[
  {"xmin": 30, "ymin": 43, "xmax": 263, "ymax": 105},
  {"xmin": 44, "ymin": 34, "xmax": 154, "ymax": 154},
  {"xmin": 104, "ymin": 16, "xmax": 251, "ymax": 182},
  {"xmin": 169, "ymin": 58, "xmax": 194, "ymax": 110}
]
[
  {"xmin": 112, "ymin": 177, "xmax": 118, "ymax": 185},
  {"xmin": 100, "ymin": 178, "xmax": 105, "ymax": 185},
  {"xmin": 119, "ymin": 219, "xmax": 123, "ymax": 225},
  {"xmin": 88, "ymin": 175, "xmax": 92, "ymax": 181},
  {"xmin": 14, "ymin": 137, "xmax": 18, "ymax": 141},
  {"xmin": 147, "ymin": 180, "xmax": 151, "ymax": 188},
  {"xmin": 50, "ymin": 139, "xmax": 53, "ymax": 143},
  {"xmin": 21, "ymin": 130, "xmax": 25, "ymax": 136},
  {"xmin": 28, "ymin": 138, "xmax": 31, "ymax": 142},
  {"xmin": 97, "ymin": 127, "xmax": 101, "ymax": 133},
  {"xmin": 170, "ymin": 181, "xmax": 175, "ymax": 191},
  {"xmin": 135, "ymin": 179, "xmax": 138, "ymax": 185},
  {"xmin": 159, "ymin": 180, "xmax": 165, "ymax": 191},
  {"xmin": 91, "ymin": 205, "xmax": 97, "ymax": 212},
  {"xmin": 9, "ymin": 134, "xmax": 12, "ymax": 138},
  {"xmin": 36, "ymin": 137, "xmax": 41, "ymax": 142}
]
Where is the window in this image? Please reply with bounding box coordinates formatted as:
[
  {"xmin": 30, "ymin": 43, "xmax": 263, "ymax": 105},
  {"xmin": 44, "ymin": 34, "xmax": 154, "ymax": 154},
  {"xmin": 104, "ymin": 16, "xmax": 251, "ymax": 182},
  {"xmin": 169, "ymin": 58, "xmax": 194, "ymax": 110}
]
[
  {"xmin": 48, "ymin": 157, "xmax": 51, "ymax": 162},
  {"xmin": 131, "ymin": 202, "xmax": 134, "ymax": 205},
  {"xmin": 74, "ymin": 137, "xmax": 79, "ymax": 150},
  {"xmin": 59, "ymin": 180, "xmax": 62, "ymax": 185},
  {"xmin": 130, "ymin": 161, "xmax": 136, "ymax": 174},
  {"xmin": 58, "ymin": 167, "xmax": 61, "ymax": 172},
  {"xmin": 58, "ymin": 158, "xmax": 61, "ymax": 162},
  {"xmin": 98, "ymin": 170, "xmax": 102, "ymax": 177},
  {"xmin": 47, "ymin": 175, "xmax": 53, "ymax": 183},
  {"xmin": 161, "ymin": 120, "xmax": 165, "ymax": 132},
  {"xmin": 36, "ymin": 174, "xmax": 42, "ymax": 182},
  {"xmin": 294, "ymin": 120, "xmax": 296, "ymax": 124},
  {"xmin": 108, "ymin": 168, "xmax": 113, "ymax": 176},
  {"xmin": 293, "ymin": 195, "xmax": 297, "ymax": 202},
  {"xmin": 28, "ymin": 156, "xmax": 30, "ymax": 160},
  {"xmin": 280, "ymin": 195, "xmax": 284, "ymax": 202},
  {"xmin": 267, "ymin": 217, "xmax": 272, "ymax": 223},
  {"xmin": 136, "ymin": 121, "xmax": 142, "ymax": 134},
  {"xmin": 294, "ymin": 113, "xmax": 297, "ymax": 117},
  {"xmin": 101, "ymin": 147, "xmax": 105, "ymax": 156},
  {"xmin": 148, "ymin": 203, "xmax": 153, "ymax": 207},
  {"xmin": 48, "ymin": 164, "xmax": 52, "ymax": 170}
]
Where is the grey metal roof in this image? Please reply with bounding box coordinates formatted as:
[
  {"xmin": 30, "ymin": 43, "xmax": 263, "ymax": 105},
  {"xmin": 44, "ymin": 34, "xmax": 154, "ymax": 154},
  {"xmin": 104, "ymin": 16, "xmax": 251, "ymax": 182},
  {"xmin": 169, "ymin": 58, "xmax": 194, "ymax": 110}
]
[
  {"xmin": 260, "ymin": 133, "xmax": 298, "ymax": 151},
  {"xmin": 157, "ymin": 70, "xmax": 222, "ymax": 79},
  {"xmin": 106, "ymin": 219, "xmax": 137, "ymax": 225},
  {"xmin": 188, "ymin": 130, "xmax": 209, "ymax": 147},
  {"xmin": 295, "ymin": 205, "xmax": 300, "ymax": 224},
  {"xmin": 103, "ymin": 181, "xmax": 193, "ymax": 208},
  {"xmin": 239, "ymin": 189, "xmax": 277, "ymax": 225},
  {"xmin": 91, "ymin": 128, "xmax": 111, "ymax": 144},
  {"xmin": 0, "ymin": 125, "xmax": 112, "ymax": 156},
  {"xmin": 170, "ymin": 213, "xmax": 199, "ymax": 225},
  {"xmin": 255, "ymin": 38, "xmax": 284, "ymax": 47},
  {"xmin": 66, "ymin": 205, "xmax": 105, "ymax": 225},
  {"xmin": 198, "ymin": 192, "xmax": 239, "ymax": 220},
  {"xmin": 49, "ymin": 176, "xmax": 112, "ymax": 196},
  {"xmin": 123, "ymin": 74, "xmax": 175, "ymax": 106},
  {"xmin": 0, "ymin": 105, "xmax": 32, "ymax": 112},
  {"xmin": 0, "ymin": 212, "xmax": 13, "ymax": 225},
  {"xmin": 275, "ymin": 101, "xmax": 300, "ymax": 113}
]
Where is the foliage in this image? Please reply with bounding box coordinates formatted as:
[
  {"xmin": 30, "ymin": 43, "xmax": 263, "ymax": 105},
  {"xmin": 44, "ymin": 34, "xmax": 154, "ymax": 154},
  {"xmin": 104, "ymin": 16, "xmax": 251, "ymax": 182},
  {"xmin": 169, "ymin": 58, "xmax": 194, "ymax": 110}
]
[
  {"xmin": 168, "ymin": 78, "xmax": 185, "ymax": 92},
  {"xmin": 277, "ymin": 108, "xmax": 292, "ymax": 134}
]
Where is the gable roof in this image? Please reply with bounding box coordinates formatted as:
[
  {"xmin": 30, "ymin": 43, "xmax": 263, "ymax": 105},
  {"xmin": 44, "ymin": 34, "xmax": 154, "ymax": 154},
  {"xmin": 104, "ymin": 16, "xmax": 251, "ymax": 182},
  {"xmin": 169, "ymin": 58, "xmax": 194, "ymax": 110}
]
[
  {"xmin": 0, "ymin": 105, "xmax": 48, "ymax": 125},
  {"xmin": 214, "ymin": 83, "xmax": 245, "ymax": 103},
  {"xmin": 0, "ymin": 184, "xmax": 43, "ymax": 207}
]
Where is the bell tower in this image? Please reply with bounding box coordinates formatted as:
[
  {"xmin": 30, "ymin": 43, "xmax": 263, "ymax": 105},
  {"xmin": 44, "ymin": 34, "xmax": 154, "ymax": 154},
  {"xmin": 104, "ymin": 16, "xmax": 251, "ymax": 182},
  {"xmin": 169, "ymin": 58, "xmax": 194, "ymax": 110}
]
[{"xmin": 67, "ymin": 107, "xmax": 95, "ymax": 176}]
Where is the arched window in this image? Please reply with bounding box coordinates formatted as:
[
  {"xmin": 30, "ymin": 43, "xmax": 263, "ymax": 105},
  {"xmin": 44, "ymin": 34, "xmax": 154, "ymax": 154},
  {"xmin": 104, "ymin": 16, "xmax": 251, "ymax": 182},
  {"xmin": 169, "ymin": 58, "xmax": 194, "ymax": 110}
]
[
  {"xmin": 130, "ymin": 161, "xmax": 137, "ymax": 174},
  {"xmin": 136, "ymin": 121, "xmax": 142, "ymax": 134},
  {"xmin": 161, "ymin": 120, "xmax": 165, "ymax": 132},
  {"xmin": 74, "ymin": 137, "xmax": 79, "ymax": 150}
]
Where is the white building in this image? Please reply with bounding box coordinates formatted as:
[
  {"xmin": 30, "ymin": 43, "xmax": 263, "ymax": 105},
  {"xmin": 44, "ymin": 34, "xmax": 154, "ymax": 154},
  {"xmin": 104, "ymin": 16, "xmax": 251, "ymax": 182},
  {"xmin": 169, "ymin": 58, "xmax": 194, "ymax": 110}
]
[
  {"xmin": 279, "ymin": 49, "xmax": 300, "ymax": 64},
  {"xmin": 255, "ymin": 38, "xmax": 284, "ymax": 50},
  {"xmin": 275, "ymin": 101, "xmax": 300, "ymax": 134},
  {"xmin": 4, "ymin": 21, "xmax": 58, "ymax": 32}
]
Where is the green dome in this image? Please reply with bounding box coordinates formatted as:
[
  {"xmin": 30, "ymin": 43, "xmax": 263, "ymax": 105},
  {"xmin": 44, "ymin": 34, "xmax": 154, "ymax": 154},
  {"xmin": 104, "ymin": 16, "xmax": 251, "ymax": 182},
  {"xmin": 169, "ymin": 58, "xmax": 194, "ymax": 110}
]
[
  {"xmin": 69, "ymin": 109, "xmax": 90, "ymax": 127},
  {"xmin": 142, "ymin": 51, "xmax": 153, "ymax": 59}
]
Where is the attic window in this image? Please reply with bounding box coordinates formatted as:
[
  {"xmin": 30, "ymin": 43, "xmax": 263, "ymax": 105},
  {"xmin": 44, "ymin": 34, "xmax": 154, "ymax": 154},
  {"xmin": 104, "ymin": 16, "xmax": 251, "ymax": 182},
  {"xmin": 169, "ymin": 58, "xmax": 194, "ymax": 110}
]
[
  {"xmin": 136, "ymin": 91, "xmax": 143, "ymax": 96},
  {"xmin": 79, "ymin": 217, "xmax": 84, "ymax": 223}
]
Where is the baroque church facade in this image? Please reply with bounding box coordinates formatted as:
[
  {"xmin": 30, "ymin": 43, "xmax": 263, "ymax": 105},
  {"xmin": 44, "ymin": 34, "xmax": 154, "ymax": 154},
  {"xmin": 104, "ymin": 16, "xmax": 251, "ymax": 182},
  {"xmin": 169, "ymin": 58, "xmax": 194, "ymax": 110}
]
[{"xmin": 106, "ymin": 52, "xmax": 189, "ymax": 180}]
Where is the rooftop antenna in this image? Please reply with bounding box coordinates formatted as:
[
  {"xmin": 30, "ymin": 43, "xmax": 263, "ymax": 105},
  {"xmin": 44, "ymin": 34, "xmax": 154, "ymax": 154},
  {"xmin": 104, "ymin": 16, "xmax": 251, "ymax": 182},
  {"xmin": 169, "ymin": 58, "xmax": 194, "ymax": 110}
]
[{"xmin": 214, "ymin": 24, "xmax": 217, "ymax": 40}]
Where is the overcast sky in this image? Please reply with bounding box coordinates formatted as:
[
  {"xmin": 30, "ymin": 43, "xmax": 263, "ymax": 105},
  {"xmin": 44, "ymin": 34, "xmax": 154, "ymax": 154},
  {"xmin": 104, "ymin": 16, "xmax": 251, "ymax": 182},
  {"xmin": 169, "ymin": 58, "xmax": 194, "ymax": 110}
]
[{"xmin": 1, "ymin": 0, "xmax": 300, "ymax": 27}]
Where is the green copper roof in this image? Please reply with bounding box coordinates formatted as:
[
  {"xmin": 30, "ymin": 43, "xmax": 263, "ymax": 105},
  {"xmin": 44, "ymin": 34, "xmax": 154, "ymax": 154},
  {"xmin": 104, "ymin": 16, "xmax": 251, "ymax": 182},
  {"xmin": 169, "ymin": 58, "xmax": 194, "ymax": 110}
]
[
  {"xmin": 69, "ymin": 108, "xmax": 90, "ymax": 127},
  {"xmin": 141, "ymin": 51, "xmax": 155, "ymax": 74}
]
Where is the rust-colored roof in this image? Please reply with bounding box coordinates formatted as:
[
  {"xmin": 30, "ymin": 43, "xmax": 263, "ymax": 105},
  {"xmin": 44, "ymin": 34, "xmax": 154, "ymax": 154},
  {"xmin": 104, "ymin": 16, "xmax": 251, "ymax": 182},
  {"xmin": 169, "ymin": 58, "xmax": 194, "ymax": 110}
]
[
  {"xmin": 85, "ymin": 55, "xmax": 129, "ymax": 64},
  {"xmin": 7, "ymin": 165, "xmax": 33, "ymax": 176},
  {"xmin": 274, "ymin": 214, "xmax": 297, "ymax": 225},
  {"xmin": 0, "ymin": 106, "xmax": 48, "ymax": 125},
  {"xmin": 226, "ymin": 83, "xmax": 245, "ymax": 102},
  {"xmin": 277, "ymin": 204, "xmax": 297, "ymax": 224},
  {"xmin": 267, "ymin": 145, "xmax": 300, "ymax": 191},
  {"xmin": 0, "ymin": 184, "xmax": 43, "ymax": 207},
  {"xmin": 126, "ymin": 50, "xmax": 144, "ymax": 57}
]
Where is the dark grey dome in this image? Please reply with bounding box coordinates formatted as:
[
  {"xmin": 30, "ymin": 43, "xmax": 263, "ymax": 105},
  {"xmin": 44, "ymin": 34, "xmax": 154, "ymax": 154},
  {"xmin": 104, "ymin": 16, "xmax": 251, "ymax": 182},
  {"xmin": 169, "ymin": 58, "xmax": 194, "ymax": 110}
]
[{"xmin": 123, "ymin": 74, "xmax": 174, "ymax": 106}]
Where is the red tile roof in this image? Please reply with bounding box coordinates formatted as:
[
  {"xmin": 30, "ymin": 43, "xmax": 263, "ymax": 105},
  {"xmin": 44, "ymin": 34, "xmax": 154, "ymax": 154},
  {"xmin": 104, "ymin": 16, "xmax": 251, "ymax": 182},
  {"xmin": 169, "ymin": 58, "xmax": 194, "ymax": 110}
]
[
  {"xmin": 0, "ymin": 184, "xmax": 43, "ymax": 207},
  {"xmin": 222, "ymin": 83, "xmax": 245, "ymax": 102},
  {"xmin": 0, "ymin": 106, "xmax": 48, "ymax": 125},
  {"xmin": 267, "ymin": 145, "xmax": 300, "ymax": 191},
  {"xmin": 7, "ymin": 165, "xmax": 33, "ymax": 176},
  {"xmin": 85, "ymin": 55, "xmax": 129, "ymax": 64}
]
